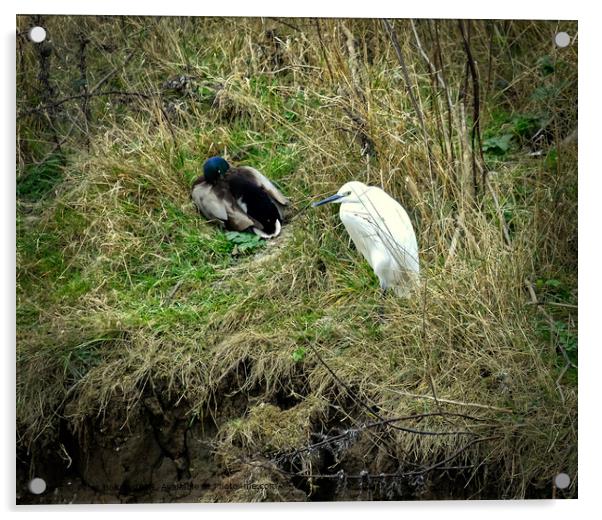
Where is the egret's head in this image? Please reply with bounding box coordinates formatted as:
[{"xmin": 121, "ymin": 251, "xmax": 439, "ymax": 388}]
[
  {"xmin": 203, "ymin": 156, "xmax": 230, "ymax": 184},
  {"xmin": 312, "ymin": 181, "xmax": 368, "ymax": 207}
]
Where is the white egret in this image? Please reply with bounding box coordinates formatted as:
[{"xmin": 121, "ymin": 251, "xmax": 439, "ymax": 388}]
[
  {"xmin": 191, "ymin": 156, "xmax": 289, "ymax": 239},
  {"xmin": 313, "ymin": 181, "xmax": 419, "ymax": 297}
]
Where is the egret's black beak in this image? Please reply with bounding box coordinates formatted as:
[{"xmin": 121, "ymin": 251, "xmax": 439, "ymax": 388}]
[{"xmin": 312, "ymin": 194, "xmax": 344, "ymax": 207}]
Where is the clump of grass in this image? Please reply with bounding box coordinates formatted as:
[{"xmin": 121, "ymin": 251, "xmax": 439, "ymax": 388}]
[
  {"xmin": 17, "ymin": 16, "xmax": 577, "ymax": 499},
  {"xmin": 215, "ymin": 397, "xmax": 328, "ymax": 469}
]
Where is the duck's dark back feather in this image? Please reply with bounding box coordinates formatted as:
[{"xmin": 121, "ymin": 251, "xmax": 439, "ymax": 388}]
[
  {"xmin": 225, "ymin": 171, "xmax": 280, "ymax": 235},
  {"xmin": 234, "ymin": 166, "xmax": 289, "ymax": 216}
]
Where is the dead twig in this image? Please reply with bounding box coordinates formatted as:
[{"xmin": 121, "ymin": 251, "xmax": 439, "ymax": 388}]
[
  {"xmin": 381, "ymin": 387, "xmax": 514, "ymax": 413},
  {"xmin": 282, "ymin": 412, "xmax": 489, "ymax": 460},
  {"xmin": 314, "ymin": 19, "xmax": 334, "ymax": 84},
  {"xmin": 485, "ymin": 175, "xmax": 512, "ymax": 247},
  {"xmin": 163, "ymin": 278, "xmax": 185, "ymax": 305},
  {"xmin": 19, "ymin": 89, "xmax": 177, "ymax": 146},
  {"xmin": 458, "ymin": 20, "xmax": 486, "ymax": 199},
  {"xmin": 266, "ymin": 17, "xmax": 303, "ymax": 33},
  {"xmin": 381, "ymin": 19, "xmax": 435, "ymax": 182},
  {"xmin": 89, "ymin": 48, "xmax": 137, "ymax": 94},
  {"xmin": 250, "ymin": 434, "xmax": 501, "ymax": 481},
  {"xmin": 307, "ymin": 343, "xmax": 381, "ymax": 421},
  {"xmin": 445, "ymin": 224, "xmax": 462, "ymax": 267}
]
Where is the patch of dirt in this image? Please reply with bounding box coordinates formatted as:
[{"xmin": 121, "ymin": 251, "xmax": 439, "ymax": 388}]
[
  {"xmin": 16, "ymin": 375, "xmax": 311, "ymax": 504},
  {"xmin": 16, "ymin": 379, "xmax": 563, "ymax": 504}
]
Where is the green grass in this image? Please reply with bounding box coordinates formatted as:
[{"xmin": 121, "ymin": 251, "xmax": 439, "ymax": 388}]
[{"xmin": 17, "ymin": 153, "xmax": 66, "ymax": 201}]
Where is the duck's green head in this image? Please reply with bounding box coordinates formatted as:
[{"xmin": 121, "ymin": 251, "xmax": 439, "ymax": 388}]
[{"xmin": 203, "ymin": 156, "xmax": 230, "ymax": 184}]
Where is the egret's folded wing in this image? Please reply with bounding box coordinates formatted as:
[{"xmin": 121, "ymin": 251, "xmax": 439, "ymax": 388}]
[
  {"xmin": 362, "ymin": 188, "xmax": 419, "ymax": 273},
  {"xmin": 339, "ymin": 208, "xmax": 382, "ymax": 265},
  {"xmin": 239, "ymin": 167, "xmax": 290, "ymax": 206}
]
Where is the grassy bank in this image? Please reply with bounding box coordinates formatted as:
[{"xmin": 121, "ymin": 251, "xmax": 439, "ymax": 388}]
[{"xmin": 17, "ymin": 16, "xmax": 577, "ymax": 500}]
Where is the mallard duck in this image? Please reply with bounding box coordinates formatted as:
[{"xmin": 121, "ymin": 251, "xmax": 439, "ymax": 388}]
[
  {"xmin": 313, "ymin": 181, "xmax": 419, "ymax": 297},
  {"xmin": 191, "ymin": 156, "xmax": 289, "ymax": 238}
]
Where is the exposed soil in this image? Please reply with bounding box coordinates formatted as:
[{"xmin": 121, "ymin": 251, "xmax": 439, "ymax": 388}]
[{"xmin": 16, "ymin": 382, "xmax": 567, "ymax": 504}]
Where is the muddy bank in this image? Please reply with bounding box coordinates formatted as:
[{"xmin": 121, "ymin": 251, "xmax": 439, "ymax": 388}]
[
  {"xmin": 17, "ymin": 383, "xmax": 309, "ymax": 504},
  {"xmin": 17, "ymin": 386, "xmax": 561, "ymax": 504}
]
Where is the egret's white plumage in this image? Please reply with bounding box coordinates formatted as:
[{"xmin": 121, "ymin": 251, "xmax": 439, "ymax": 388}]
[{"xmin": 314, "ymin": 181, "xmax": 419, "ymax": 297}]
